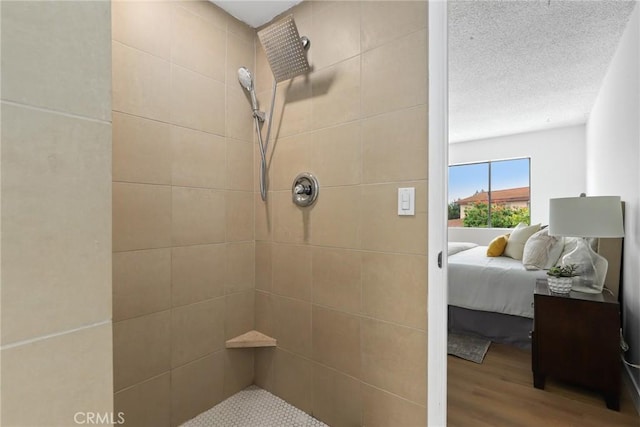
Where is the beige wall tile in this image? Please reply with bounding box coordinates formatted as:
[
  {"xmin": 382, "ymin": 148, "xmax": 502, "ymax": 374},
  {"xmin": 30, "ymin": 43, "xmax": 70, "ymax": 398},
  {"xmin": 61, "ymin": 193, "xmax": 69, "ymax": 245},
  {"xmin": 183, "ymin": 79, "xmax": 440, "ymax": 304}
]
[
  {"xmin": 269, "ymin": 133, "xmax": 314, "ymax": 191},
  {"xmin": 361, "ymin": 384, "xmax": 426, "ymax": 427},
  {"xmin": 226, "ymin": 242, "xmax": 255, "ymax": 294},
  {"xmin": 113, "ymin": 182, "xmax": 172, "ymax": 252},
  {"xmin": 360, "ymin": 183, "xmax": 427, "ymax": 254},
  {"xmin": 171, "ymin": 298, "xmax": 226, "ymax": 368},
  {"xmin": 361, "ymin": 29, "xmax": 427, "ymax": 117},
  {"xmin": 113, "ymin": 112, "xmax": 172, "ymax": 185},
  {"xmin": 227, "ymin": 33, "xmax": 255, "ymax": 96},
  {"xmin": 255, "ymin": 242, "xmax": 272, "ymax": 292},
  {"xmin": 311, "ymin": 1, "xmax": 360, "ymax": 70},
  {"xmin": 223, "ymin": 348, "xmax": 254, "ymax": 399},
  {"xmin": 311, "ymin": 56, "xmax": 360, "ymax": 130},
  {"xmin": 273, "ymin": 349, "xmax": 313, "ymax": 414},
  {"xmin": 171, "ymin": 352, "xmax": 225, "ymax": 427},
  {"xmin": 171, "ymin": 125, "xmax": 226, "ymax": 189},
  {"xmin": 255, "ymin": 290, "xmax": 274, "ymax": 336},
  {"xmin": 170, "ymin": 65, "xmax": 225, "ymax": 135},
  {"xmin": 228, "ymin": 16, "xmax": 255, "ymax": 44},
  {"xmin": 225, "ymin": 290, "xmax": 255, "ymax": 340},
  {"xmin": 312, "ymin": 122, "xmax": 361, "ymax": 187},
  {"xmin": 310, "ymin": 186, "xmax": 361, "ymax": 248},
  {"xmin": 273, "ymin": 296, "xmax": 312, "ymax": 357},
  {"xmin": 361, "ymin": 319, "xmax": 426, "ymax": 405},
  {"xmin": 312, "ymin": 306, "xmax": 361, "ymax": 378},
  {"xmin": 227, "ymin": 87, "xmax": 255, "ymax": 143},
  {"xmin": 257, "ymin": 78, "xmax": 313, "ymax": 139},
  {"xmin": 312, "ymin": 363, "xmax": 362, "ymax": 427},
  {"xmin": 176, "ymin": 0, "xmax": 228, "ymax": 31},
  {"xmin": 2, "ymin": 1, "xmax": 111, "ymax": 120},
  {"xmin": 114, "ymin": 373, "xmax": 171, "ymax": 427},
  {"xmin": 172, "ymin": 244, "xmax": 226, "ymax": 308},
  {"xmin": 171, "ymin": 186, "xmax": 225, "ymax": 246},
  {"xmin": 362, "ymin": 105, "xmax": 428, "ymax": 183},
  {"xmin": 226, "ymin": 192, "xmax": 255, "ymax": 242},
  {"xmin": 272, "ymin": 243, "xmax": 312, "ymax": 301},
  {"xmin": 255, "ymin": 192, "xmax": 274, "ymax": 241},
  {"xmin": 113, "ymin": 311, "xmax": 171, "ymax": 391},
  {"xmin": 1, "ymin": 324, "xmax": 113, "ymax": 427},
  {"xmin": 312, "ymin": 247, "xmax": 361, "ymax": 314},
  {"xmin": 113, "ymin": 249, "xmax": 172, "ymax": 321},
  {"xmin": 361, "ymin": 1, "xmax": 427, "ymax": 52},
  {"xmin": 254, "ymin": 347, "xmax": 275, "ymax": 391},
  {"xmin": 362, "ymin": 252, "xmax": 427, "ymax": 330},
  {"xmin": 255, "ymin": 40, "xmax": 272, "ymax": 94},
  {"xmin": 113, "ymin": 41, "xmax": 171, "ymax": 122},
  {"xmin": 226, "ymin": 140, "xmax": 254, "ymax": 191},
  {"xmin": 112, "ymin": 0, "xmax": 172, "ymax": 59},
  {"xmin": 1, "ymin": 105, "xmax": 111, "ymax": 344},
  {"xmin": 172, "ymin": 6, "xmax": 226, "ymax": 81},
  {"xmin": 272, "ymin": 191, "xmax": 311, "ymax": 244}
]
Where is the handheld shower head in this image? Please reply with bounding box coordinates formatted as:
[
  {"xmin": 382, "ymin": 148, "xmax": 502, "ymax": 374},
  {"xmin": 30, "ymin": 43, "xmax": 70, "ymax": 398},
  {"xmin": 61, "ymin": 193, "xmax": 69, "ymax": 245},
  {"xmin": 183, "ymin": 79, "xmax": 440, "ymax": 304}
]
[{"xmin": 237, "ymin": 67, "xmax": 259, "ymax": 113}]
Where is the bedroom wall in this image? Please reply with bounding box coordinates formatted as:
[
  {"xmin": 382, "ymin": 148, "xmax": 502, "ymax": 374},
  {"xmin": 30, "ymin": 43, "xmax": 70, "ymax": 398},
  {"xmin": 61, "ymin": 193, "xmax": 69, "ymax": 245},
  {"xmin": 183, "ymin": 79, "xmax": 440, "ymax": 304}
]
[
  {"xmin": 448, "ymin": 124, "xmax": 587, "ymax": 229},
  {"xmin": 586, "ymin": 4, "xmax": 640, "ymax": 410}
]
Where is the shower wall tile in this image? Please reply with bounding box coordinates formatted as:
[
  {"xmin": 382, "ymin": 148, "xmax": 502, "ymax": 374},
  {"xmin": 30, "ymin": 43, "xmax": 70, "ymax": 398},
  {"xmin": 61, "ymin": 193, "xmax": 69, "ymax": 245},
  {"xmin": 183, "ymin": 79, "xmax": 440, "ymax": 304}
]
[
  {"xmin": 113, "ymin": 182, "xmax": 172, "ymax": 252},
  {"xmin": 269, "ymin": 133, "xmax": 313, "ymax": 191},
  {"xmin": 1, "ymin": 104, "xmax": 111, "ymax": 344},
  {"xmin": 309, "ymin": 185, "xmax": 361, "ymax": 248},
  {"xmin": 113, "ymin": 248, "xmax": 172, "ymax": 321},
  {"xmin": 113, "ymin": 41, "xmax": 171, "ymax": 122},
  {"xmin": 311, "ymin": 247, "xmax": 362, "ymax": 314},
  {"xmin": 176, "ymin": 0, "xmax": 229, "ymax": 31},
  {"xmin": 226, "ymin": 192, "xmax": 255, "ymax": 242},
  {"xmin": 112, "ymin": 0, "xmax": 172, "ymax": 60},
  {"xmin": 362, "ymin": 105, "xmax": 428, "ymax": 183},
  {"xmin": 255, "ymin": 192, "xmax": 274, "ymax": 241},
  {"xmin": 361, "ymin": 1, "xmax": 428, "ymax": 52},
  {"xmin": 171, "ymin": 186, "xmax": 226, "ymax": 246},
  {"xmin": 255, "ymin": 241, "xmax": 273, "ymax": 292},
  {"xmin": 311, "ymin": 56, "xmax": 361, "ymax": 130},
  {"xmin": 1, "ymin": 0, "xmax": 112, "ymax": 121},
  {"xmin": 172, "ymin": 244, "xmax": 227, "ymax": 307},
  {"xmin": 223, "ymin": 348, "xmax": 255, "ymax": 399},
  {"xmin": 170, "ymin": 65, "xmax": 226, "ymax": 135},
  {"xmin": 227, "ymin": 15, "xmax": 255, "ymax": 44},
  {"xmin": 311, "ymin": 306, "xmax": 361, "ymax": 378},
  {"xmin": 266, "ymin": 79, "xmax": 314, "ymax": 139},
  {"xmin": 273, "ymin": 349, "xmax": 313, "ymax": 414},
  {"xmin": 361, "ymin": 29, "xmax": 427, "ymax": 118},
  {"xmin": 171, "ymin": 351, "xmax": 225, "ymax": 427},
  {"xmin": 226, "ymin": 87, "xmax": 255, "ymax": 142},
  {"xmin": 225, "ymin": 290, "xmax": 255, "ymax": 340},
  {"xmin": 226, "ymin": 140, "xmax": 255, "ymax": 191},
  {"xmin": 172, "ymin": 6, "xmax": 226, "ymax": 82},
  {"xmin": 273, "ymin": 296, "xmax": 312, "ymax": 357},
  {"xmin": 227, "ymin": 33, "xmax": 255, "ymax": 91},
  {"xmin": 171, "ymin": 298, "xmax": 226, "ymax": 368},
  {"xmin": 255, "ymin": 291, "xmax": 274, "ymax": 336},
  {"xmin": 312, "ymin": 363, "xmax": 362, "ymax": 427},
  {"xmin": 113, "ymin": 311, "xmax": 171, "ymax": 392},
  {"xmin": 362, "ymin": 252, "xmax": 427, "ymax": 331},
  {"xmin": 225, "ymin": 242, "xmax": 256, "ymax": 294},
  {"xmin": 113, "ymin": 112, "xmax": 172, "ymax": 185},
  {"xmin": 254, "ymin": 347, "xmax": 276, "ymax": 391},
  {"xmin": 272, "ymin": 243, "xmax": 312, "ymax": 301},
  {"xmin": 360, "ymin": 318, "xmax": 427, "ymax": 405},
  {"xmin": 272, "ymin": 191, "xmax": 309, "ymax": 244},
  {"xmin": 114, "ymin": 373, "xmax": 171, "ymax": 427},
  {"xmin": 361, "ymin": 384, "xmax": 426, "ymax": 427},
  {"xmin": 311, "ymin": 1, "xmax": 360, "ymax": 70},
  {"xmin": 171, "ymin": 125, "xmax": 226, "ymax": 189},
  {"xmin": 311, "ymin": 122, "xmax": 361, "ymax": 187}
]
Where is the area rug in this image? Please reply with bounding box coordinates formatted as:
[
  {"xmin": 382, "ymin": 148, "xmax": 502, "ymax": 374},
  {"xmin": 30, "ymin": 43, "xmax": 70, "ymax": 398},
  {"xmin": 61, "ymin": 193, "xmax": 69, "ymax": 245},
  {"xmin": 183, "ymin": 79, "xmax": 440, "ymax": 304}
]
[{"xmin": 448, "ymin": 333, "xmax": 491, "ymax": 364}]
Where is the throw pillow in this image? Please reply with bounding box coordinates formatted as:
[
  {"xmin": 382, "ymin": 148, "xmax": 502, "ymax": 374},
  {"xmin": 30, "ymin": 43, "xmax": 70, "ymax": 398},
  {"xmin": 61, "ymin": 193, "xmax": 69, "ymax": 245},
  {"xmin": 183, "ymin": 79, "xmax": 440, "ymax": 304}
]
[
  {"xmin": 522, "ymin": 228, "xmax": 564, "ymax": 270},
  {"xmin": 486, "ymin": 234, "xmax": 509, "ymax": 257},
  {"xmin": 503, "ymin": 222, "xmax": 541, "ymax": 260}
]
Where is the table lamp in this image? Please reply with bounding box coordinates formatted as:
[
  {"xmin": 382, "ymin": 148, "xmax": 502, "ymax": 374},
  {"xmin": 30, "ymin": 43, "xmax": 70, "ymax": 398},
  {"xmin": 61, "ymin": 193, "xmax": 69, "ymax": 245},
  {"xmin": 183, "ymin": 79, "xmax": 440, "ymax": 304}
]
[{"xmin": 548, "ymin": 195, "xmax": 624, "ymax": 293}]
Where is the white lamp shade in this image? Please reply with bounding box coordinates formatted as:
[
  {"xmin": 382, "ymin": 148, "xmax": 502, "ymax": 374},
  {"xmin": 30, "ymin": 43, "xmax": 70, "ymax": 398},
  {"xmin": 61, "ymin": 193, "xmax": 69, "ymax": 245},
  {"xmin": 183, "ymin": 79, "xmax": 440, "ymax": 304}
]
[{"xmin": 549, "ymin": 196, "xmax": 624, "ymax": 238}]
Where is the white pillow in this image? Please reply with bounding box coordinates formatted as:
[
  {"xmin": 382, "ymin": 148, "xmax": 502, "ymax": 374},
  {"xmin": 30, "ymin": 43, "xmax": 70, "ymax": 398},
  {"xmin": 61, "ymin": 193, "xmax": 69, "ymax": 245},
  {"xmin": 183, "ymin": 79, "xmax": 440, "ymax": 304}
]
[
  {"xmin": 447, "ymin": 242, "xmax": 478, "ymax": 256},
  {"xmin": 503, "ymin": 222, "xmax": 541, "ymax": 260},
  {"xmin": 522, "ymin": 228, "xmax": 564, "ymax": 270}
]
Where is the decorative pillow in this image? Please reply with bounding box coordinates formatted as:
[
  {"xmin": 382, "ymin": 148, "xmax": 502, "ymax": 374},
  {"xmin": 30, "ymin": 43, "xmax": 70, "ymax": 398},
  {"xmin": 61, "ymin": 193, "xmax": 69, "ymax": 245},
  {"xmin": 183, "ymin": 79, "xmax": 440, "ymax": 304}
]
[
  {"xmin": 522, "ymin": 228, "xmax": 564, "ymax": 270},
  {"xmin": 448, "ymin": 242, "xmax": 478, "ymax": 256},
  {"xmin": 503, "ymin": 222, "xmax": 541, "ymax": 260},
  {"xmin": 486, "ymin": 234, "xmax": 509, "ymax": 257}
]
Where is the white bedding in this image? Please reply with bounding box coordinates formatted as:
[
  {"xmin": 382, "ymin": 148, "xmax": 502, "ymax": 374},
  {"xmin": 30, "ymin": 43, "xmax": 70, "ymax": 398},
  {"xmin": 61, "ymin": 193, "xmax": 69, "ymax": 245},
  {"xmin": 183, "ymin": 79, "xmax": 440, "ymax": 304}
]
[{"xmin": 448, "ymin": 245, "xmax": 548, "ymax": 318}]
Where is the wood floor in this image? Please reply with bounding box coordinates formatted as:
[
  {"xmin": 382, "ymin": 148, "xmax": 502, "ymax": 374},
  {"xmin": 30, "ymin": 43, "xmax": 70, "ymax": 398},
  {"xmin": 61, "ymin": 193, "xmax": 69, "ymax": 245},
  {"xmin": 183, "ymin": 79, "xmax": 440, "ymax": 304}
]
[{"xmin": 448, "ymin": 343, "xmax": 640, "ymax": 426}]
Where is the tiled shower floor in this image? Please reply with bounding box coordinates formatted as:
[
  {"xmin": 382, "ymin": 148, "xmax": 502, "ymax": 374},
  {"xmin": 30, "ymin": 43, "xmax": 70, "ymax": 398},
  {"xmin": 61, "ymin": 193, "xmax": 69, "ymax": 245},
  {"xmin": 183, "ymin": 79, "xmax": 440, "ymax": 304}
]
[{"xmin": 181, "ymin": 385, "xmax": 329, "ymax": 427}]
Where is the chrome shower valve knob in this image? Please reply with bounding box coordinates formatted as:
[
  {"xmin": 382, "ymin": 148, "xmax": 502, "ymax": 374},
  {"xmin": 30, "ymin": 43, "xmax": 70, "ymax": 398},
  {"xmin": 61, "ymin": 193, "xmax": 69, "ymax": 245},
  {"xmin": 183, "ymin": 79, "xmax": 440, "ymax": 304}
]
[{"xmin": 292, "ymin": 173, "xmax": 319, "ymax": 207}]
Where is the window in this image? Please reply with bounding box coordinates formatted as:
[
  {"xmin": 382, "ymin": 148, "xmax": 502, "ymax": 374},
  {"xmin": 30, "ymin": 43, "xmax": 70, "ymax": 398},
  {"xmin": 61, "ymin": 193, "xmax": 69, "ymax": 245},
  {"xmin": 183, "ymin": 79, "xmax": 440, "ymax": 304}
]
[{"xmin": 448, "ymin": 158, "xmax": 530, "ymax": 228}]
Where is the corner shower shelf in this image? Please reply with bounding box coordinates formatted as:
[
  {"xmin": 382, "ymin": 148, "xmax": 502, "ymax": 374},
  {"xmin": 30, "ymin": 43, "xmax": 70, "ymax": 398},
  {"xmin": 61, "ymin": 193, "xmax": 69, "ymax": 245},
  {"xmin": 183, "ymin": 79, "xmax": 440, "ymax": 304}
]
[{"xmin": 225, "ymin": 330, "xmax": 277, "ymax": 349}]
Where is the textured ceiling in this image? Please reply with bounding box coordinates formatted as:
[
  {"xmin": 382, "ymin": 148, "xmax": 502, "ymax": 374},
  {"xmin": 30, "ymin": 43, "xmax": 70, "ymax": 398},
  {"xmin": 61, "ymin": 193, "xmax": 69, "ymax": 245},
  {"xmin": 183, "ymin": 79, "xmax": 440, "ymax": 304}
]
[
  {"xmin": 210, "ymin": 1, "xmax": 302, "ymax": 28},
  {"xmin": 449, "ymin": 0, "xmax": 636, "ymax": 143}
]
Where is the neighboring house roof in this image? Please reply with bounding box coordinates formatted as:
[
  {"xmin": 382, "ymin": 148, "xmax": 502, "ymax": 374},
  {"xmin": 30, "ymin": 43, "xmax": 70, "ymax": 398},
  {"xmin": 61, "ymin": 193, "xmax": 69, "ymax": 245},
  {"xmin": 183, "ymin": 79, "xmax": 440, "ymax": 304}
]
[{"xmin": 456, "ymin": 187, "xmax": 530, "ymax": 205}]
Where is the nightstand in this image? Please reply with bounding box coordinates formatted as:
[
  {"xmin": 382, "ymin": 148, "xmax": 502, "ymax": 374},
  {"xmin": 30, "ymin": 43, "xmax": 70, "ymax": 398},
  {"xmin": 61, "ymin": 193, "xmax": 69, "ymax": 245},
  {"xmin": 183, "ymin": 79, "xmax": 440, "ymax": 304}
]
[{"xmin": 531, "ymin": 279, "xmax": 621, "ymax": 410}]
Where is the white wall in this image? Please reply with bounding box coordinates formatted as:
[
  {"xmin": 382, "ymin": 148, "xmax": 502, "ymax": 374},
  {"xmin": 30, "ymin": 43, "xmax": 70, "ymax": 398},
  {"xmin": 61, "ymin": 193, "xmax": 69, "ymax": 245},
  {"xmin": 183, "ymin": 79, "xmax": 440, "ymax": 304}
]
[
  {"xmin": 586, "ymin": 4, "xmax": 640, "ymax": 409},
  {"xmin": 449, "ymin": 124, "xmax": 587, "ymax": 226}
]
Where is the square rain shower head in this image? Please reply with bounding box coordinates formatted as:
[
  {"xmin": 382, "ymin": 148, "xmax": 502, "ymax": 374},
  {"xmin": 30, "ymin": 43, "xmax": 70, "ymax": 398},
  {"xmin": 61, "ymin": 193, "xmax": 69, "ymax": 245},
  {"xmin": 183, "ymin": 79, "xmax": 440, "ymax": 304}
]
[{"xmin": 258, "ymin": 15, "xmax": 310, "ymax": 83}]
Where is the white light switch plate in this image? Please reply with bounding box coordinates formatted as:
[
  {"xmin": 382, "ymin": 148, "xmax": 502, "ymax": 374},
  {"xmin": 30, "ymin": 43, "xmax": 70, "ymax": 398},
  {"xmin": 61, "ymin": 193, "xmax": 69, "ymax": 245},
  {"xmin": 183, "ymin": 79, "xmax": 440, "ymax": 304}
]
[{"xmin": 397, "ymin": 187, "xmax": 415, "ymax": 216}]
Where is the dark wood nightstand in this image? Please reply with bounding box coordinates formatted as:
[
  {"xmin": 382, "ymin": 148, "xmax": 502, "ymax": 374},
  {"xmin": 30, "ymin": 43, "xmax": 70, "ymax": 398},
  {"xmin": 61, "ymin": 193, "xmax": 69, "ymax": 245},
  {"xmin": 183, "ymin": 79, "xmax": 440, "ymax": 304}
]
[{"xmin": 532, "ymin": 279, "xmax": 621, "ymax": 410}]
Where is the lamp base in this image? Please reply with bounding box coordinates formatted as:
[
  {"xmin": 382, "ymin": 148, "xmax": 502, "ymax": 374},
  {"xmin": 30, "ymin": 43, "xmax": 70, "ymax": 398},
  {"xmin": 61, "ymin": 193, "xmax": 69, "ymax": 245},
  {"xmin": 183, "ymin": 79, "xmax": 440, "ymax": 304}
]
[{"xmin": 561, "ymin": 238, "xmax": 608, "ymax": 294}]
